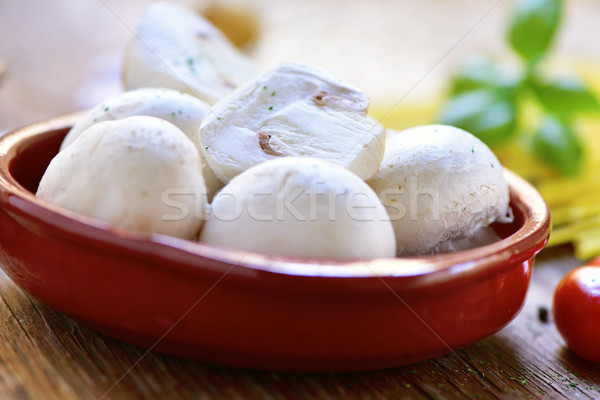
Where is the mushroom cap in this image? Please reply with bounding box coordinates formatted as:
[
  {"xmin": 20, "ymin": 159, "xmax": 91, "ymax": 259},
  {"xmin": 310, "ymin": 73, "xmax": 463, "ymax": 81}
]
[
  {"xmin": 37, "ymin": 116, "xmax": 207, "ymax": 239},
  {"xmin": 122, "ymin": 2, "xmax": 258, "ymax": 105},
  {"xmin": 367, "ymin": 124, "xmax": 510, "ymax": 256},
  {"xmin": 61, "ymin": 87, "xmax": 223, "ymax": 200},
  {"xmin": 199, "ymin": 62, "xmax": 386, "ymax": 183},
  {"xmin": 200, "ymin": 157, "xmax": 396, "ymax": 261}
]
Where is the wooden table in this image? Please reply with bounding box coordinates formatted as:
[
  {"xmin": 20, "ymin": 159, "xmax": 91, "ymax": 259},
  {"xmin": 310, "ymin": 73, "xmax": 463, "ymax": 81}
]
[{"xmin": 0, "ymin": 246, "xmax": 597, "ymax": 399}]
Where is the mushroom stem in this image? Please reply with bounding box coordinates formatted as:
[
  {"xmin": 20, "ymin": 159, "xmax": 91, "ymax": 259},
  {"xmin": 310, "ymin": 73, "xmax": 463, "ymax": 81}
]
[
  {"xmin": 258, "ymin": 131, "xmax": 286, "ymax": 156},
  {"xmin": 313, "ymin": 91, "xmax": 327, "ymax": 106}
]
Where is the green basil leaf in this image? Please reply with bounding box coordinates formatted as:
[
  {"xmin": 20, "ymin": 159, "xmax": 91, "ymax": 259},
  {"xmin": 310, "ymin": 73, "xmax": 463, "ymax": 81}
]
[
  {"xmin": 438, "ymin": 89, "xmax": 517, "ymax": 145},
  {"xmin": 531, "ymin": 76, "xmax": 600, "ymax": 115},
  {"xmin": 531, "ymin": 114, "xmax": 583, "ymax": 176},
  {"xmin": 450, "ymin": 55, "xmax": 522, "ymax": 95},
  {"xmin": 508, "ymin": 0, "xmax": 562, "ymax": 65}
]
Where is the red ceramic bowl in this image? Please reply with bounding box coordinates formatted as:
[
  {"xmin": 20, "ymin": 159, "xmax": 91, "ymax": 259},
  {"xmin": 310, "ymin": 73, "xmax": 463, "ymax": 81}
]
[{"xmin": 0, "ymin": 114, "xmax": 551, "ymax": 372}]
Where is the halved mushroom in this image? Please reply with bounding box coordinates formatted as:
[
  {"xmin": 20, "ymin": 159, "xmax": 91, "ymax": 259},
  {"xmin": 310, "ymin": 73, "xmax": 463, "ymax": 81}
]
[
  {"xmin": 122, "ymin": 2, "xmax": 258, "ymax": 105},
  {"xmin": 199, "ymin": 62, "xmax": 386, "ymax": 183}
]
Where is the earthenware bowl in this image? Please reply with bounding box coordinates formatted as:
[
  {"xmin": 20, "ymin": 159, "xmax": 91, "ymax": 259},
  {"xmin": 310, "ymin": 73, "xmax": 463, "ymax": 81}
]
[{"xmin": 0, "ymin": 114, "xmax": 551, "ymax": 371}]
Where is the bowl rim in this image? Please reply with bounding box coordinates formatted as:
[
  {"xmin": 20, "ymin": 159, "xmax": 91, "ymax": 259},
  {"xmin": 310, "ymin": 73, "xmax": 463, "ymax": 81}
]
[{"xmin": 0, "ymin": 113, "xmax": 551, "ymax": 284}]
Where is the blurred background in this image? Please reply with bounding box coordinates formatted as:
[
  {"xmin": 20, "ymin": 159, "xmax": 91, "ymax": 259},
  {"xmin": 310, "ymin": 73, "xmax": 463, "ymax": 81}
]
[{"xmin": 1, "ymin": 0, "xmax": 599, "ymax": 256}]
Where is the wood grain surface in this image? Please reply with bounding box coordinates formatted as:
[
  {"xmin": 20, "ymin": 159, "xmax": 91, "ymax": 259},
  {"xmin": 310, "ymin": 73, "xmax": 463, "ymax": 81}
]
[{"xmin": 0, "ymin": 246, "xmax": 598, "ymax": 400}]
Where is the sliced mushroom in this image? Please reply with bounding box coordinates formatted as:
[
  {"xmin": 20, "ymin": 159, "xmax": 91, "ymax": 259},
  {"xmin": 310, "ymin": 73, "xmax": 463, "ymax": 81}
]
[
  {"xmin": 122, "ymin": 2, "xmax": 258, "ymax": 105},
  {"xmin": 200, "ymin": 62, "xmax": 386, "ymax": 183}
]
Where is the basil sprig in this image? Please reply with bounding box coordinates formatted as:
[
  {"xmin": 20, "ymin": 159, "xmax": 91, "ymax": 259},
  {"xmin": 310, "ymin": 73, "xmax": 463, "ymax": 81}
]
[
  {"xmin": 509, "ymin": 0, "xmax": 561, "ymax": 66},
  {"xmin": 439, "ymin": 0, "xmax": 599, "ymax": 176}
]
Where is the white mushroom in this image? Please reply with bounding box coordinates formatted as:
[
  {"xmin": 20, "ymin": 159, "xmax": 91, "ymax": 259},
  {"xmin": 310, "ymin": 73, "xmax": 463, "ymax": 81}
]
[
  {"xmin": 61, "ymin": 88, "xmax": 223, "ymax": 200},
  {"xmin": 200, "ymin": 157, "xmax": 396, "ymax": 261},
  {"xmin": 367, "ymin": 125, "xmax": 511, "ymax": 256},
  {"xmin": 37, "ymin": 116, "xmax": 207, "ymax": 239},
  {"xmin": 199, "ymin": 62, "xmax": 386, "ymax": 183},
  {"xmin": 122, "ymin": 2, "xmax": 258, "ymax": 105}
]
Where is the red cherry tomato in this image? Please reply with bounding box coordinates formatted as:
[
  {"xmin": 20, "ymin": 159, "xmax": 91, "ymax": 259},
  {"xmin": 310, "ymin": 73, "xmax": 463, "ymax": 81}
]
[{"xmin": 553, "ymin": 258, "xmax": 600, "ymax": 362}]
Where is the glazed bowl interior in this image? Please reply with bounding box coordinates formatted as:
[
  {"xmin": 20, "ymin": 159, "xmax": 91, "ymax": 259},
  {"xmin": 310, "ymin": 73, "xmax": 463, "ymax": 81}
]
[{"xmin": 1, "ymin": 113, "xmax": 550, "ymax": 279}]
